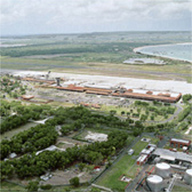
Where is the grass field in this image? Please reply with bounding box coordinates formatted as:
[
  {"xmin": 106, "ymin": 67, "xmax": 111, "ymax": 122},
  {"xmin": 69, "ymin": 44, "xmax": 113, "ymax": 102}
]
[
  {"xmin": 1, "ymin": 32, "xmax": 191, "ymax": 82},
  {"xmin": 0, "ymin": 181, "xmax": 90, "ymax": 192},
  {"xmin": 97, "ymin": 155, "xmax": 136, "ymax": 191},
  {"xmin": 172, "ymin": 185, "xmax": 192, "ymax": 192},
  {"xmin": 0, "ymin": 181, "xmax": 26, "ymax": 192},
  {"xmin": 0, "ymin": 122, "xmax": 37, "ymax": 142},
  {"xmin": 96, "ymin": 136, "xmax": 154, "ymax": 191},
  {"xmin": 100, "ymin": 103, "xmax": 174, "ymax": 122}
]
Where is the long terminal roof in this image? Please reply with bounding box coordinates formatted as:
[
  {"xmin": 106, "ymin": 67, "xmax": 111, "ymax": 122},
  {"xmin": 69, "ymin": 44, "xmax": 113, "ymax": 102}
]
[{"xmin": 153, "ymin": 148, "xmax": 192, "ymax": 163}]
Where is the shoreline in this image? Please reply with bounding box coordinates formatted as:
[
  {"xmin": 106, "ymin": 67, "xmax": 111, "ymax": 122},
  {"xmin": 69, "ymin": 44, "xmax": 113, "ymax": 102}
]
[{"xmin": 133, "ymin": 42, "xmax": 192, "ymax": 63}]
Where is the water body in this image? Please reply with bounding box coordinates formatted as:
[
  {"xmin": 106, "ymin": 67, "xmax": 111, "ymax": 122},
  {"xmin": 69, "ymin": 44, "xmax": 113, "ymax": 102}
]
[{"xmin": 134, "ymin": 43, "xmax": 192, "ymax": 62}]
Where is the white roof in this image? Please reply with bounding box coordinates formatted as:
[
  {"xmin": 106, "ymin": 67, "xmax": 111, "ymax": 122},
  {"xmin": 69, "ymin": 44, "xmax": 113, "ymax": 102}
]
[
  {"xmin": 156, "ymin": 162, "xmax": 170, "ymax": 169},
  {"xmin": 147, "ymin": 175, "xmax": 163, "ymax": 183},
  {"xmin": 160, "ymin": 155, "xmax": 175, "ymax": 161},
  {"xmin": 171, "ymin": 138, "xmax": 190, "ymax": 144},
  {"xmin": 137, "ymin": 154, "xmax": 148, "ymax": 162},
  {"xmin": 141, "ymin": 149, "xmax": 151, "ymax": 155},
  {"xmin": 148, "ymin": 144, "xmax": 157, "ymax": 148},
  {"xmin": 153, "ymin": 148, "xmax": 192, "ymax": 163},
  {"xmin": 186, "ymin": 169, "xmax": 192, "ymax": 176}
]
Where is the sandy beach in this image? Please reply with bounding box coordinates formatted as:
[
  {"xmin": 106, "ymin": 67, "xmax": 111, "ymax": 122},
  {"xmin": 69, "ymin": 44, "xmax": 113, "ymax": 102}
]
[{"xmin": 133, "ymin": 42, "xmax": 192, "ymax": 63}]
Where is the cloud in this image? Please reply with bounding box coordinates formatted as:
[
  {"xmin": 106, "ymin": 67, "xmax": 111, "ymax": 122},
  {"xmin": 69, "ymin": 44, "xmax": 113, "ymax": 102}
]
[{"xmin": 0, "ymin": 0, "xmax": 191, "ymax": 35}]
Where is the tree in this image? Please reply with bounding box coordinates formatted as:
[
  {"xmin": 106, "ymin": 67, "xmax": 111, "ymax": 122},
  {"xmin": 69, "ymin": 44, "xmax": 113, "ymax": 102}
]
[
  {"xmin": 78, "ymin": 163, "xmax": 86, "ymax": 172},
  {"xmin": 26, "ymin": 181, "xmax": 39, "ymax": 192},
  {"xmin": 150, "ymin": 115, "xmax": 154, "ymax": 121},
  {"xmin": 40, "ymin": 184, "xmax": 52, "ymax": 190},
  {"xmin": 69, "ymin": 177, "xmax": 79, "ymax": 187},
  {"xmin": 110, "ymin": 110, "xmax": 116, "ymax": 115}
]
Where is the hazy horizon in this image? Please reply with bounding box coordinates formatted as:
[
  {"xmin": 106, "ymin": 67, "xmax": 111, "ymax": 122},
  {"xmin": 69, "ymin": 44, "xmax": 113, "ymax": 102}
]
[
  {"xmin": 0, "ymin": 0, "xmax": 191, "ymax": 36},
  {"xmin": 1, "ymin": 30, "xmax": 191, "ymax": 38}
]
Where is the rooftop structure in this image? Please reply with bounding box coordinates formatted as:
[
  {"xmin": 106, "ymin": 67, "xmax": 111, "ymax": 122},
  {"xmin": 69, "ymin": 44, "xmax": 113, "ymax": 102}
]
[
  {"xmin": 170, "ymin": 138, "xmax": 191, "ymax": 148},
  {"xmin": 152, "ymin": 148, "xmax": 192, "ymax": 163},
  {"xmin": 57, "ymin": 84, "xmax": 85, "ymax": 92},
  {"xmin": 123, "ymin": 58, "xmax": 166, "ymax": 65},
  {"xmin": 112, "ymin": 91, "xmax": 181, "ymax": 103},
  {"xmin": 21, "ymin": 95, "xmax": 34, "ymax": 100},
  {"xmin": 137, "ymin": 154, "xmax": 148, "ymax": 166}
]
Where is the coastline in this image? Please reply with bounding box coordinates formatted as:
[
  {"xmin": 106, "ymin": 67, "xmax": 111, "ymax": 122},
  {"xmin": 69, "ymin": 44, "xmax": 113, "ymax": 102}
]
[{"xmin": 133, "ymin": 42, "xmax": 192, "ymax": 63}]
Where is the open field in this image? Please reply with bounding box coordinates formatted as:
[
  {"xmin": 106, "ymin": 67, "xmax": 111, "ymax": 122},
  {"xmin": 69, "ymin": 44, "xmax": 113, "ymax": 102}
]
[
  {"xmin": 1, "ymin": 32, "xmax": 191, "ymax": 82},
  {"xmin": 0, "ymin": 122, "xmax": 37, "ymax": 142},
  {"xmin": 172, "ymin": 184, "xmax": 192, "ymax": 192},
  {"xmin": 97, "ymin": 154, "xmax": 136, "ymax": 191},
  {"xmin": 0, "ymin": 181, "xmax": 26, "ymax": 192},
  {"xmin": 96, "ymin": 136, "xmax": 157, "ymax": 191}
]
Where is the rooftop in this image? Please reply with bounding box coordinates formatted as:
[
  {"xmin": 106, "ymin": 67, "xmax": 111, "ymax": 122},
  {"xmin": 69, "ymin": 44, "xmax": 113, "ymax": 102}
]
[
  {"xmin": 170, "ymin": 138, "xmax": 191, "ymax": 144},
  {"xmin": 153, "ymin": 148, "xmax": 192, "ymax": 163}
]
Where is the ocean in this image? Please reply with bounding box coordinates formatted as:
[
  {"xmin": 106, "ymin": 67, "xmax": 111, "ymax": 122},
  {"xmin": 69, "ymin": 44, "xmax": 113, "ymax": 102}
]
[{"xmin": 135, "ymin": 43, "xmax": 192, "ymax": 62}]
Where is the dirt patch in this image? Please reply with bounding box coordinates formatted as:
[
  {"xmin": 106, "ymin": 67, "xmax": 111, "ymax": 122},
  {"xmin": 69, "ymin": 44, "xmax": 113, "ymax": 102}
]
[
  {"xmin": 56, "ymin": 137, "xmax": 89, "ymax": 150},
  {"xmin": 41, "ymin": 169, "xmax": 92, "ymax": 185},
  {"xmin": 85, "ymin": 131, "xmax": 108, "ymax": 142}
]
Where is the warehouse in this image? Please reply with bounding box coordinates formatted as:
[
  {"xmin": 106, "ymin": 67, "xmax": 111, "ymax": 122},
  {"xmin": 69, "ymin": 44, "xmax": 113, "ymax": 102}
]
[{"xmin": 152, "ymin": 148, "xmax": 192, "ymax": 164}]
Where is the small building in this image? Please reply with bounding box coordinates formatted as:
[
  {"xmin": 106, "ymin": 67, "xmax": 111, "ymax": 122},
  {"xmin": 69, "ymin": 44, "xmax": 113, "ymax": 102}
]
[
  {"xmin": 146, "ymin": 91, "xmax": 153, "ymax": 95},
  {"xmin": 137, "ymin": 154, "xmax": 148, "ymax": 166},
  {"xmin": 127, "ymin": 89, "xmax": 133, "ymax": 93},
  {"xmin": 21, "ymin": 95, "xmax": 34, "ymax": 100},
  {"xmin": 128, "ymin": 149, "xmax": 134, "ymax": 155},
  {"xmin": 170, "ymin": 138, "xmax": 191, "ymax": 149}
]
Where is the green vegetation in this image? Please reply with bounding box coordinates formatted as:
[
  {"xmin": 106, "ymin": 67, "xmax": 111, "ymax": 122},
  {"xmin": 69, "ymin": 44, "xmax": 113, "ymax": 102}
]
[
  {"xmin": 1, "ymin": 32, "xmax": 191, "ymax": 82},
  {"xmin": 0, "ymin": 75, "xmax": 27, "ymax": 98},
  {"xmin": 26, "ymin": 181, "xmax": 39, "ymax": 192},
  {"xmin": 100, "ymin": 100, "xmax": 176, "ymax": 122},
  {"xmin": 132, "ymin": 140, "xmax": 148, "ymax": 155},
  {"xmin": 178, "ymin": 105, "xmax": 191, "ymax": 122},
  {"xmin": 97, "ymin": 155, "xmax": 135, "ymax": 191},
  {"xmin": 69, "ymin": 177, "xmax": 80, "ymax": 187},
  {"xmin": 97, "ymin": 136, "xmax": 156, "ymax": 191},
  {"xmin": 0, "ymin": 100, "xmax": 53, "ymax": 134},
  {"xmin": 182, "ymin": 94, "xmax": 192, "ymax": 103},
  {"xmin": 172, "ymin": 185, "xmax": 192, "ymax": 192},
  {"xmin": 1, "ymin": 130, "xmax": 128, "ymax": 180},
  {"xmin": 0, "ymin": 181, "xmax": 26, "ymax": 192}
]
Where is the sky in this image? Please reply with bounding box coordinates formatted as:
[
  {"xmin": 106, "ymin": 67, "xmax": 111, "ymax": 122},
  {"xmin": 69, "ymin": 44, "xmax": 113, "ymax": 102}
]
[{"xmin": 0, "ymin": 0, "xmax": 191, "ymax": 35}]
